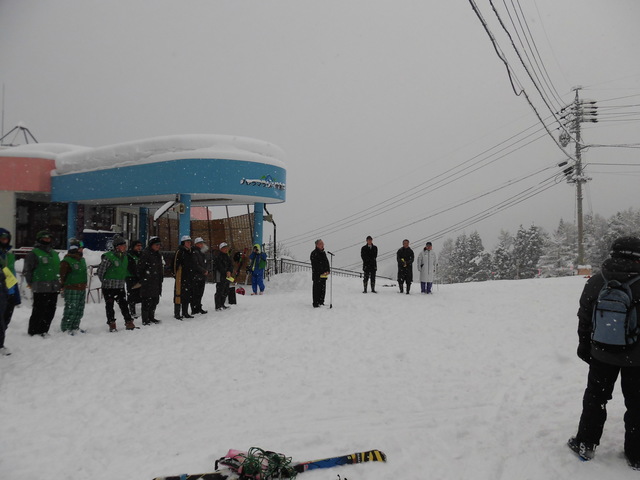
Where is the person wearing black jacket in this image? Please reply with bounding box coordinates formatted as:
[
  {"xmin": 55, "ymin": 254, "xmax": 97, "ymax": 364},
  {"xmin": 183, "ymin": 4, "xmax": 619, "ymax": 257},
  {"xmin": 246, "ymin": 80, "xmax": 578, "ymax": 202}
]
[
  {"xmin": 361, "ymin": 235, "xmax": 378, "ymax": 294},
  {"xmin": 191, "ymin": 237, "xmax": 209, "ymax": 314},
  {"xmin": 396, "ymin": 239, "xmax": 414, "ymax": 294},
  {"xmin": 126, "ymin": 240, "xmax": 143, "ymax": 318},
  {"xmin": 137, "ymin": 237, "xmax": 164, "ymax": 325},
  {"xmin": 568, "ymin": 236, "xmax": 640, "ymax": 468},
  {"xmin": 213, "ymin": 242, "xmax": 233, "ymax": 311},
  {"xmin": 310, "ymin": 239, "xmax": 330, "ymax": 308},
  {"xmin": 173, "ymin": 235, "xmax": 199, "ymax": 320}
]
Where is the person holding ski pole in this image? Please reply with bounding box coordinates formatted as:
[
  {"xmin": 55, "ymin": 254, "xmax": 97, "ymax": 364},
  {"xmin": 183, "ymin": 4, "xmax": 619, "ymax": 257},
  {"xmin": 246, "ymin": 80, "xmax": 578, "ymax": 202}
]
[{"xmin": 417, "ymin": 241, "xmax": 437, "ymax": 294}]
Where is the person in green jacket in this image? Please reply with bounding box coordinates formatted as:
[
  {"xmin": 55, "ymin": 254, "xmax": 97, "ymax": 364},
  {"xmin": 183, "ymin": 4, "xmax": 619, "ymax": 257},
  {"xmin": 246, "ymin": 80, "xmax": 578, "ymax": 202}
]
[
  {"xmin": 59, "ymin": 239, "xmax": 88, "ymax": 334},
  {"xmin": 96, "ymin": 235, "xmax": 137, "ymax": 332},
  {"xmin": 0, "ymin": 228, "xmax": 20, "ymax": 353},
  {"xmin": 23, "ymin": 230, "xmax": 61, "ymax": 336}
]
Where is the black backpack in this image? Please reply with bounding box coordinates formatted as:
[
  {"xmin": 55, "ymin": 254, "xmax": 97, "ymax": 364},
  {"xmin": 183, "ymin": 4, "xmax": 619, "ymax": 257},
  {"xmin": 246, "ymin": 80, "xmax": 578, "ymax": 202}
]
[{"xmin": 591, "ymin": 273, "xmax": 640, "ymax": 349}]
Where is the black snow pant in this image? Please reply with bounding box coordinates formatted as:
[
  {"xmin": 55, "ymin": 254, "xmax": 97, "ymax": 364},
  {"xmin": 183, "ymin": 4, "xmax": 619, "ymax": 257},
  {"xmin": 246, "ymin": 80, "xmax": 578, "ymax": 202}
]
[
  {"xmin": 126, "ymin": 278, "xmax": 141, "ymax": 316},
  {"xmin": 363, "ymin": 267, "xmax": 376, "ymax": 292},
  {"xmin": 103, "ymin": 288, "xmax": 133, "ymax": 324},
  {"xmin": 312, "ymin": 278, "xmax": 327, "ymax": 307},
  {"xmin": 576, "ymin": 358, "xmax": 640, "ymax": 459},
  {"xmin": 0, "ymin": 291, "xmax": 7, "ymax": 347},
  {"xmin": 174, "ymin": 281, "xmax": 194, "ymax": 317},
  {"xmin": 397, "ymin": 268, "xmax": 412, "ymax": 293},
  {"xmin": 0, "ymin": 294, "xmax": 17, "ymax": 347},
  {"xmin": 191, "ymin": 279, "xmax": 206, "ymax": 313},
  {"xmin": 28, "ymin": 292, "xmax": 59, "ymax": 336},
  {"xmin": 215, "ymin": 280, "xmax": 230, "ymax": 309},
  {"xmin": 141, "ymin": 296, "xmax": 160, "ymax": 324}
]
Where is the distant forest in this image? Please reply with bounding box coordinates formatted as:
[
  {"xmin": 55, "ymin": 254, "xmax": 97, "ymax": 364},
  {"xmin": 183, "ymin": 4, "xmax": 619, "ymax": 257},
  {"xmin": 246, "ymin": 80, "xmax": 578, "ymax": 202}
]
[{"xmin": 437, "ymin": 207, "xmax": 640, "ymax": 283}]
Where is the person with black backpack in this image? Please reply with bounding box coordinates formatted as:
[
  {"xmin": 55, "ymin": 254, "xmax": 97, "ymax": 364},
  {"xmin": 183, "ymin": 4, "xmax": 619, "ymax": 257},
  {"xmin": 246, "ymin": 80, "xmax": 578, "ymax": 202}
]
[{"xmin": 568, "ymin": 236, "xmax": 640, "ymax": 469}]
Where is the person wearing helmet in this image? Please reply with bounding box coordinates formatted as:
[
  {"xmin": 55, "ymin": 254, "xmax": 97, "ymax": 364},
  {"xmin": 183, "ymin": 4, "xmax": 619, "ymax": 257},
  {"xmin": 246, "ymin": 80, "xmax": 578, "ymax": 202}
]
[
  {"xmin": 59, "ymin": 239, "xmax": 87, "ymax": 334},
  {"xmin": 0, "ymin": 228, "xmax": 20, "ymax": 353},
  {"xmin": 23, "ymin": 230, "xmax": 61, "ymax": 336},
  {"xmin": 96, "ymin": 235, "xmax": 137, "ymax": 332}
]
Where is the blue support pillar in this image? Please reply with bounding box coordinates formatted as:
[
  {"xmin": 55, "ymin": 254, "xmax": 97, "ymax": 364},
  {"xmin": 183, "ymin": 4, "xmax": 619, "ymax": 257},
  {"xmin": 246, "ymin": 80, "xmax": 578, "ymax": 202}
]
[
  {"xmin": 253, "ymin": 202, "xmax": 264, "ymax": 247},
  {"xmin": 67, "ymin": 202, "xmax": 78, "ymax": 247},
  {"xmin": 179, "ymin": 194, "xmax": 191, "ymax": 243},
  {"xmin": 139, "ymin": 208, "xmax": 148, "ymax": 246}
]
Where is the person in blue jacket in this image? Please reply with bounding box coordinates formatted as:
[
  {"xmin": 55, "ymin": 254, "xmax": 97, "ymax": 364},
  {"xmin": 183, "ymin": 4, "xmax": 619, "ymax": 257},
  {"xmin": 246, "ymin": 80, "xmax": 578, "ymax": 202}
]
[{"xmin": 248, "ymin": 243, "xmax": 267, "ymax": 295}]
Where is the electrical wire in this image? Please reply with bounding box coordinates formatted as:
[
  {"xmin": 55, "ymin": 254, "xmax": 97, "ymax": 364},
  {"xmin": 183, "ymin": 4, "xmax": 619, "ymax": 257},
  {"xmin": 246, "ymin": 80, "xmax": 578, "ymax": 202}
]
[
  {"xmin": 504, "ymin": 0, "xmax": 565, "ymax": 109},
  {"xmin": 339, "ymin": 169, "xmax": 562, "ymax": 268},
  {"xmin": 341, "ymin": 179, "xmax": 561, "ymax": 269},
  {"xmin": 282, "ymin": 121, "xmax": 551, "ymax": 247}
]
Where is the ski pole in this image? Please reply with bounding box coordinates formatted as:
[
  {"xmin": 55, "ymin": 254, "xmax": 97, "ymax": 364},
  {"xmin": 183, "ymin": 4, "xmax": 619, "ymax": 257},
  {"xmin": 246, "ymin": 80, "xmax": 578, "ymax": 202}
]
[{"xmin": 327, "ymin": 251, "xmax": 335, "ymax": 309}]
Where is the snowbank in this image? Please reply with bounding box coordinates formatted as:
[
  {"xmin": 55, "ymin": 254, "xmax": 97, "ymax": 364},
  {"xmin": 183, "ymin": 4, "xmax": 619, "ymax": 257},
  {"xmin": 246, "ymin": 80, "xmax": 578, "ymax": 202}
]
[{"xmin": 0, "ymin": 143, "xmax": 90, "ymax": 160}]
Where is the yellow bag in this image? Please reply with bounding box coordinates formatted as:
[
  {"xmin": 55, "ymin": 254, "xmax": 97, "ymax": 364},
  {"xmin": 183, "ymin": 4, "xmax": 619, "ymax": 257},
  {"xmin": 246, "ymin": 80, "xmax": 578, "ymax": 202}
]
[{"xmin": 3, "ymin": 267, "xmax": 17, "ymax": 289}]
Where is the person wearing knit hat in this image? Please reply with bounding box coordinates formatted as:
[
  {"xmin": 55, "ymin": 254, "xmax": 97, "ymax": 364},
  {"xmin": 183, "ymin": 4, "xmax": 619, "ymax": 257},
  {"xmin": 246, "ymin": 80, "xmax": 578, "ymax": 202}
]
[
  {"xmin": 248, "ymin": 243, "xmax": 268, "ymax": 295},
  {"xmin": 23, "ymin": 230, "xmax": 61, "ymax": 336},
  {"xmin": 172, "ymin": 235, "xmax": 198, "ymax": 319},
  {"xmin": 213, "ymin": 242, "xmax": 233, "ymax": 310},
  {"xmin": 190, "ymin": 237, "xmax": 209, "ymax": 314},
  {"xmin": 96, "ymin": 236, "xmax": 137, "ymax": 332},
  {"xmin": 59, "ymin": 239, "xmax": 87, "ymax": 334},
  {"xmin": 125, "ymin": 239, "xmax": 144, "ymax": 319},
  {"xmin": 568, "ymin": 236, "xmax": 640, "ymax": 466},
  {"xmin": 137, "ymin": 237, "xmax": 164, "ymax": 325}
]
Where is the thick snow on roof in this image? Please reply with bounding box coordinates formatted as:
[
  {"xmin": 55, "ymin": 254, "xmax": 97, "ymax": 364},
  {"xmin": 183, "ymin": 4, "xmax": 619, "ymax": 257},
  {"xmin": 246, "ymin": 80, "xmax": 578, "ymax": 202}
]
[
  {"xmin": 0, "ymin": 143, "xmax": 90, "ymax": 160},
  {"xmin": 53, "ymin": 134, "xmax": 286, "ymax": 175}
]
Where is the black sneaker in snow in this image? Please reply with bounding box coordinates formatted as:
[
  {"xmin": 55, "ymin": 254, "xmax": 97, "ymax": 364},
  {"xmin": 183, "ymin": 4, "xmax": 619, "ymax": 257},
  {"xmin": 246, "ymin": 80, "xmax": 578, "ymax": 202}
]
[{"xmin": 567, "ymin": 437, "xmax": 595, "ymax": 461}]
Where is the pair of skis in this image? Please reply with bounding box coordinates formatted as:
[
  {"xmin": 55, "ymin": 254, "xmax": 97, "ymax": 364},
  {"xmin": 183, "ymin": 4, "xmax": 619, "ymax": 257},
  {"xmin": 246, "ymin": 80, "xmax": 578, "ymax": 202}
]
[{"xmin": 153, "ymin": 449, "xmax": 386, "ymax": 480}]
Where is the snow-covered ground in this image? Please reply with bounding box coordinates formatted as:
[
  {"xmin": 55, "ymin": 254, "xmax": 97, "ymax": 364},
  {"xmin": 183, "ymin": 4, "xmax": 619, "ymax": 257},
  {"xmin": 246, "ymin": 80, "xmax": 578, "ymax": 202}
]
[{"xmin": 1, "ymin": 272, "xmax": 637, "ymax": 479}]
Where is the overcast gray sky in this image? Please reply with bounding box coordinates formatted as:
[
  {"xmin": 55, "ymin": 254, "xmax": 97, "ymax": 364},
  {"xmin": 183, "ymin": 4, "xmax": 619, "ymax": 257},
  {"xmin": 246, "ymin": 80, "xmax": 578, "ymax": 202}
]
[{"xmin": 1, "ymin": 0, "xmax": 639, "ymax": 272}]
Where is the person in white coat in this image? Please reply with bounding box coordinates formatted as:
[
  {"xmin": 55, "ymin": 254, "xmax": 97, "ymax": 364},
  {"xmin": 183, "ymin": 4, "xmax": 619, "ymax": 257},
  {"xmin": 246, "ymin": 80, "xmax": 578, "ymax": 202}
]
[{"xmin": 417, "ymin": 242, "xmax": 437, "ymax": 294}]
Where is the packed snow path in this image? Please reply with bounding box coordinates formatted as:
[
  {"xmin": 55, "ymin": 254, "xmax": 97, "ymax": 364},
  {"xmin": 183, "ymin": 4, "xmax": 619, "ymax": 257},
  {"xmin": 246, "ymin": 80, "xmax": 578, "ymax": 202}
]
[{"xmin": 1, "ymin": 274, "xmax": 636, "ymax": 479}]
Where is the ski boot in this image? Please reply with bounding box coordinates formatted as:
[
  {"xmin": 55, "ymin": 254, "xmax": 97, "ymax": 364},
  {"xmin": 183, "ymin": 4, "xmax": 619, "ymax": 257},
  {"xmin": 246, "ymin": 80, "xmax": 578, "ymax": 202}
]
[{"xmin": 567, "ymin": 437, "xmax": 595, "ymax": 461}]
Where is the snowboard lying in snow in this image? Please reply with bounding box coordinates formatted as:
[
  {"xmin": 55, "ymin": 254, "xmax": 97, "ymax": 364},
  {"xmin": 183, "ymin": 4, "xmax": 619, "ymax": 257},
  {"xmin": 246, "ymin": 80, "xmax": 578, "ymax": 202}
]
[{"xmin": 153, "ymin": 448, "xmax": 387, "ymax": 480}]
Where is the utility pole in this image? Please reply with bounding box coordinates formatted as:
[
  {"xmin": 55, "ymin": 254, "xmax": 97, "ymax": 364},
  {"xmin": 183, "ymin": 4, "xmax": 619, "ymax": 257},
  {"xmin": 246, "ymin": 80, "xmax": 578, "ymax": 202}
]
[{"xmin": 559, "ymin": 87, "xmax": 597, "ymax": 266}]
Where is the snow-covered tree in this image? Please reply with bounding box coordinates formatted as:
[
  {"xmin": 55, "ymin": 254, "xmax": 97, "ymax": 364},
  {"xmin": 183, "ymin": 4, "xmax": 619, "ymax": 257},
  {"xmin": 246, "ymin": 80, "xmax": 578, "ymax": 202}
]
[
  {"xmin": 492, "ymin": 230, "xmax": 515, "ymax": 280},
  {"xmin": 538, "ymin": 219, "xmax": 576, "ymax": 277},
  {"xmin": 436, "ymin": 238, "xmax": 454, "ymax": 284},
  {"xmin": 513, "ymin": 224, "xmax": 545, "ymax": 279}
]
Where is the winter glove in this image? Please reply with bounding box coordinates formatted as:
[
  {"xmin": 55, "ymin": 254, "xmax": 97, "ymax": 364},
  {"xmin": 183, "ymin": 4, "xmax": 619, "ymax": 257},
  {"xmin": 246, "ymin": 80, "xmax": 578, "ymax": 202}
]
[{"xmin": 577, "ymin": 342, "xmax": 591, "ymax": 364}]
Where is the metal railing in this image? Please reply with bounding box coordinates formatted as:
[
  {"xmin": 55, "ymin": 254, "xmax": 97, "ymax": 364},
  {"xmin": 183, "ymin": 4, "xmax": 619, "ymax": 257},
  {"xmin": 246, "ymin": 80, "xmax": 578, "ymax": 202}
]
[{"xmin": 267, "ymin": 258, "xmax": 393, "ymax": 281}]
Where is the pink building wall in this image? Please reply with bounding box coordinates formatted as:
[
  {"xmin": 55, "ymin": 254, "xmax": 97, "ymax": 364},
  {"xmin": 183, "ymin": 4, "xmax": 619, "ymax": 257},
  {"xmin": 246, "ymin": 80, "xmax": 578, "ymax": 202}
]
[{"xmin": 0, "ymin": 156, "xmax": 55, "ymax": 192}]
